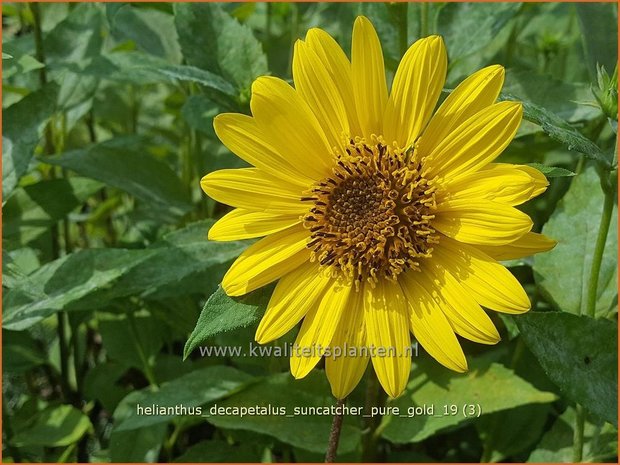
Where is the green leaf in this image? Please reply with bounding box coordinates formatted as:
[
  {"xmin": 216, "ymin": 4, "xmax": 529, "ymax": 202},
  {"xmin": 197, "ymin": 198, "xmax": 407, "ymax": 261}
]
[
  {"xmin": 83, "ymin": 362, "xmax": 131, "ymax": 413},
  {"xmin": 174, "ymin": 3, "xmax": 268, "ymax": 91},
  {"xmin": 11, "ymin": 404, "xmax": 92, "ymax": 447},
  {"xmin": 3, "ymin": 329, "xmax": 47, "ymax": 373},
  {"xmin": 503, "ymin": 69, "xmax": 601, "ymax": 123},
  {"xmin": 526, "ymin": 163, "xmax": 576, "ymax": 178},
  {"xmin": 71, "ymin": 220, "xmax": 247, "ymax": 307},
  {"xmin": 43, "ymin": 3, "xmax": 104, "ymax": 65},
  {"xmin": 106, "ymin": 4, "xmax": 181, "ymax": 61},
  {"xmin": 500, "ymin": 94, "xmax": 609, "ymax": 165},
  {"xmin": 477, "ymin": 404, "xmax": 551, "ymax": 462},
  {"xmin": 438, "ymin": 3, "xmax": 521, "ymax": 63},
  {"xmin": 173, "ymin": 440, "xmax": 259, "ymax": 463},
  {"xmin": 114, "ymin": 365, "xmax": 256, "ymax": 431},
  {"xmin": 40, "ymin": 4, "xmax": 104, "ymax": 121},
  {"xmin": 3, "ymin": 177, "xmax": 103, "ymax": 248},
  {"xmin": 147, "ymin": 64, "xmax": 237, "ymax": 97},
  {"xmin": 575, "ymin": 3, "xmax": 618, "ymax": 81},
  {"xmin": 381, "ymin": 354, "xmax": 557, "ymax": 443},
  {"xmin": 3, "ymin": 52, "xmax": 13, "ymax": 59},
  {"xmin": 2, "ymin": 250, "xmax": 33, "ymax": 290},
  {"xmin": 527, "ymin": 407, "xmax": 618, "ymax": 462},
  {"xmin": 2, "ymin": 83, "xmax": 59, "ymax": 199},
  {"xmin": 181, "ymin": 94, "xmax": 219, "ymax": 136},
  {"xmin": 184, "ymin": 285, "xmax": 271, "ymax": 360},
  {"xmin": 515, "ymin": 312, "xmax": 617, "ymax": 427},
  {"xmin": 205, "ymin": 371, "xmax": 362, "ymax": 454},
  {"xmin": 2, "ymin": 248, "xmax": 149, "ymax": 330},
  {"xmin": 42, "ymin": 136, "xmax": 192, "ymax": 221},
  {"xmin": 3, "ymin": 54, "xmax": 44, "ymax": 79},
  {"xmin": 534, "ymin": 166, "xmax": 617, "ymax": 317},
  {"xmin": 109, "ymin": 423, "xmax": 167, "ymax": 463},
  {"xmin": 98, "ymin": 312, "xmax": 166, "ymax": 371}
]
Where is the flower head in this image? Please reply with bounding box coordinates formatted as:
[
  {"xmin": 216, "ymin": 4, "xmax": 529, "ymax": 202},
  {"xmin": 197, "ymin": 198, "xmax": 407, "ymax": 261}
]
[{"xmin": 201, "ymin": 16, "xmax": 556, "ymax": 399}]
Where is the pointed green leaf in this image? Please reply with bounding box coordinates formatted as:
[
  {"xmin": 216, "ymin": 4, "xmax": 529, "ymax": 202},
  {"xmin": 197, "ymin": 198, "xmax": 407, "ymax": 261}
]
[
  {"xmin": 2, "ymin": 83, "xmax": 59, "ymax": 199},
  {"xmin": 205, "ymin": 371, "xmax": 362, "ymax": 454},
  {"xmin": 500, "ymin": 94, "xmax": 609, "ymax": 165},
  {"xmin": 113, "ymin": 365, "xmax": 256, "ymax": 431},
  {"xmin": 42, "ymin": 136, "xmax": 191, "ymax": 220},
  {"xmin": 381, "ymin": 355, "xmax": 557, "ymax": 443},
  {"xmin": 516, "ymin": 312, "xmax": 617, "ymax": 426},
  {"xmin": 174, "ymin": 3, "xmax": 267, "ymax": 91},
  {"xmin": 184, "ymin": 285, "xmax": 271, "ymax": 360},
  {"xmin": 11, "ymin": 404, "xmax": 92, "ymax": 447}
]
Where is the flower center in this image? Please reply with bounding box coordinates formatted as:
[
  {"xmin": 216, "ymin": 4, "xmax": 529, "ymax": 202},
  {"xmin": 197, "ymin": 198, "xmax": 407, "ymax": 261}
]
[{"xmin": 302, "ymin": 138, "xmax": 439, "ymax": 288}]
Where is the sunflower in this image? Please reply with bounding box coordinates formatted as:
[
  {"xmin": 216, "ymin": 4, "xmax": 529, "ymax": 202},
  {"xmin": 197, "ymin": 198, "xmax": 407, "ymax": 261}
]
[{"xmin": 200, "ymin": 16, "xmax": 556, "ymax": 399}]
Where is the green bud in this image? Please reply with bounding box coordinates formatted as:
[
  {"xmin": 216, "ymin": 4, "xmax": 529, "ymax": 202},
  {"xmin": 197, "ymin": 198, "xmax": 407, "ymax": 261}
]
[{"xmin": 592, "ymin": 64, "xmax": 618, "ymax": 121}]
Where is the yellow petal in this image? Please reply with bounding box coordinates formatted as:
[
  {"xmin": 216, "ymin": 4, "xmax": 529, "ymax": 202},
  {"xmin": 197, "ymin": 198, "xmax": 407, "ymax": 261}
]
[
  {"xmin": 434, "ymin": 237, "xmax": 531, "ymax": 314},
  {"xmin": 352, "ymin": 16, "xmax": 388, "ymax": 139},
  {"xmin": 400, "ymin": 272, "xmax": 468, "ymax": 372},
  {"xmin": 424, "ymin": 101, "xmax": 522, "ymax": 183},
  {"xmin": 222, "ymin": 224, "xmax": 310, "ymax": 297},
  {"xmin": 421, "ymin": 263, "xmax": 501, "ymax": 344},
  {"xmin": 478, "ymin": 232, "xmax": 557, "ymax": 261},
  {"xmin": 255, "ymin": 260, "xmax": 332, "ymax": 343},
  {"xmin": 290, "ymin": 280, "xmax": 353, "ymax": 379},
  {"xmin": 208, "ymin": 208, "xmax": 300, "ymax": 241},
  {"xmin": 383, "ymin": 35, "xmax": 447, "ymax": 149},
  {"xmin": 293, "ymin": 40, "xmax": 349, "ymax": 150},
  {"xmin": 364, "ymin": 279, "xmax": 411, "ymax": 398},
  {"xmin": 326, "ymin": 287, "xmax": 369, "ymax": 399},
  {"xmin": 440, "ymin": 163, "xmax": 549, "ymax": 206},
  {"xmin": 419, "ymin": 65, "xmax": 505, "ymax": 152},
  {"xmin": 434, "ymin": 199, "xmax": 533, "ymax": 246},
  {"xmin": 201, "ymin": 168, "xmax": 307, "ymax": 215},
  {"xmin": 306, "ymin": 28, "xmax": 363, "ymax": 137},
  {"xmin": 250, "ymin": 76, "xmax": 334, "ymax": 181},
  {"xmin": 213, "ymin": 113, "xmax": 313, "ymax": 187}
]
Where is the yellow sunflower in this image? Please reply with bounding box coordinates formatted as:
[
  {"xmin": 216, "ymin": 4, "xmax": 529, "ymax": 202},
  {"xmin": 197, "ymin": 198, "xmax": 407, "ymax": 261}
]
[{"xmin": 200, "ymin": 16, "xmax": 556, "ymax": 399}]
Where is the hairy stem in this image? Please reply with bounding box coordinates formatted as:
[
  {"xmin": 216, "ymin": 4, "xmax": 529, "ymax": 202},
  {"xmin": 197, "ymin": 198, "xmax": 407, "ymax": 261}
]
[
  {"xmin": 325, "ymin": 398, "xmax": 346, "ymax": 463},
  {"xmin": 573, "ymin": 403, "xmax": 586, "ymax": 462},
  {"xmin": 586, "ymin": 181, "xmax": 615, "ymax": 317}
]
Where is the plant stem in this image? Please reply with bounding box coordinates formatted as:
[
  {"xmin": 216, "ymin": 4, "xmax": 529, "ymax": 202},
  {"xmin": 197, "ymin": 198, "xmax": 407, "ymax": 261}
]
[
  {"xmin": 56, "ymin": 311, "xmax": 72, "ymax": 402},
  {"xmin": 127, "ymin": 310, "xmax": 158, "ymax": 388},
  {"xmin": 31, "ymin": 2, "xmax": 63, "ymax": 261},
  {"xmin": 71, "ymin": 322, "xmax": 83, "ymax": 396},
  {"xmin": 420, "ymin": 2, "xmax": 429, "ymax": 38},
  {"xmin": 30, "ymin": 3, "xmax": 48, "ymax": 86},
  {"xmin": 575, "ymin": 154, "xmax": 617, "ymax": 460},
  {"xmin": 34, "ymin": 6, "xmax": 75, "ymax": 405},
  {"xmin": 573, "ymin": 404, "xmax": 586, "ymax": 462},
  {"xmin": 585, "ymin": 183, "xmax": 615, "ymax": 317},
  {"xmin": 362, "ymin": 370, "xmax": 385, "ymax": 461},
  {"xmin": 164, "ymin": 419, "xmax": 185, "ymax": 460},
  {"xmin": 396, "ymin": 3, "xmax": 408, "ymax": 57},
  {"xmin": 325, "ymin": 398, "xmax": 346, "ymax": 463}
]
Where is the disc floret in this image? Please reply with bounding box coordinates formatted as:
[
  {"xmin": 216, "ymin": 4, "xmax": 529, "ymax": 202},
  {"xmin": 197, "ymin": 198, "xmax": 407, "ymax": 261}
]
[{"xmin": 302, "ymin": 137, "xmax": 439, "ymax": 287}]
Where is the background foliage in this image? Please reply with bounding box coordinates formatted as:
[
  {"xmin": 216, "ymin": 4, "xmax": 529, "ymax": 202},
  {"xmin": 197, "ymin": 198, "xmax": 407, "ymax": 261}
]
[{"xmin": 2, "ymin": 2, "xmax": 618, "ymax": 463}]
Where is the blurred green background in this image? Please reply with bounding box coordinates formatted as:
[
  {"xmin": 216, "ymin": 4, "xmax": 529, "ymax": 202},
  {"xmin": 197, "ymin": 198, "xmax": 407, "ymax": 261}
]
[{"xmin": 2, "ymin": 2, "xmax": 618, "ymax": 463}]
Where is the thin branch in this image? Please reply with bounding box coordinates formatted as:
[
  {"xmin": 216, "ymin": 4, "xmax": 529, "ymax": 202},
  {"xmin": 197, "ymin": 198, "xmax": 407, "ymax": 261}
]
[{"xmin": 325, "ymin": 398, "xmax": 346, "ymax": 463}]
